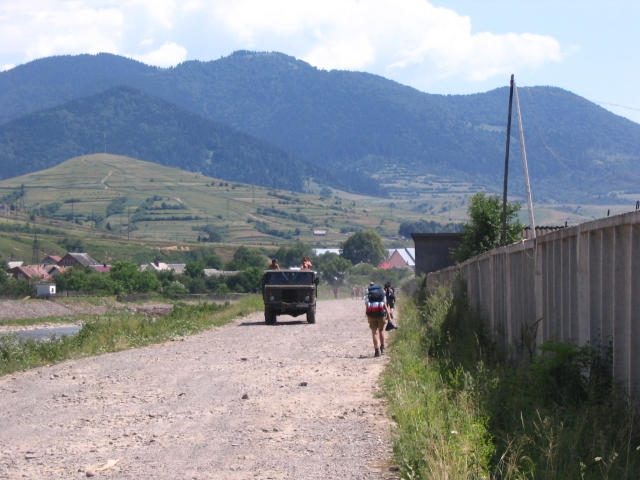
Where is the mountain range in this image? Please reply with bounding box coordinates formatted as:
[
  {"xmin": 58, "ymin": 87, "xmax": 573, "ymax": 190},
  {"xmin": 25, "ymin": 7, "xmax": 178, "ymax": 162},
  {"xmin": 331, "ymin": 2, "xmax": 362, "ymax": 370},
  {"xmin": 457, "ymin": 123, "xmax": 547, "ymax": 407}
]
[
  {"xmin": 1, "ymin": 51, "xmax": 639, "ymax": 203},
  {"xmin": 0, "ymin": 86, "xmax": 340, "ymax": 193}
]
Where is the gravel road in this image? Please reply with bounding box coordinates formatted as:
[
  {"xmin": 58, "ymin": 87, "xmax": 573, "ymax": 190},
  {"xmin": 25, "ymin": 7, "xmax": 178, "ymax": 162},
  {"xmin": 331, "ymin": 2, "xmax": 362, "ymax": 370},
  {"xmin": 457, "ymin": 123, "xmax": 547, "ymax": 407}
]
[{"xmin": 0, "ymin": 299, "xmax": 395, "ymax": 479}]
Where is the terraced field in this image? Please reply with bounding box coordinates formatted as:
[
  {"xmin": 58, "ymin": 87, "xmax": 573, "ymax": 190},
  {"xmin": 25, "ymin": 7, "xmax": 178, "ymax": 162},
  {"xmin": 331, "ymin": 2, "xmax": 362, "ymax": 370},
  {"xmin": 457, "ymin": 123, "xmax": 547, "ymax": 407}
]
[
  {"xmin": 0, "ymin": 154, "xmax": 433, "ymax": 248},
  {"xmin": 0, "ymin": 154, "xmax": 627, "ymax": 263}
]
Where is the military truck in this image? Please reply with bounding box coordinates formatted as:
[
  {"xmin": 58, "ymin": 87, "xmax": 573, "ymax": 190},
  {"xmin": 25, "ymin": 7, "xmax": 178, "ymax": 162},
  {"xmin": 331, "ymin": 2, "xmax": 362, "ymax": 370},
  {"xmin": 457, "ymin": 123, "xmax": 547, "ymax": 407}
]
[{"xmin": 262, "ymin": 269, "xmax": 319, "ymax": 325}]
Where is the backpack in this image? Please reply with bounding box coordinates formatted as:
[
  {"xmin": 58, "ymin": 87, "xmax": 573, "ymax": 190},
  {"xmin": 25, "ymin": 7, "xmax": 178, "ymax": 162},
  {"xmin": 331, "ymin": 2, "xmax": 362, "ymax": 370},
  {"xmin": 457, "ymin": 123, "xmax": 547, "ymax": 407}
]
[
  {"xmin": 367, "ymin": 286, "xmax": 385, "ymax": 302},
  {"xmin": 366, "ymin": 301, "xmax": 386, "ymax": 317},
  {"xmin": 386, "ymin": 288, "xmax": 395, "ymax": 301}
]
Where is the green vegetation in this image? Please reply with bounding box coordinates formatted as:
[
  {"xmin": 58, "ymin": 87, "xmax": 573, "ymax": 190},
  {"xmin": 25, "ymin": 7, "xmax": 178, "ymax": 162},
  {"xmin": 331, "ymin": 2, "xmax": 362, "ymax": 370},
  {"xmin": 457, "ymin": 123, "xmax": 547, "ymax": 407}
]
[
  {"xmin": 0, "ymin": 86, "xmax": 341, "ymax": 194},
  {"xmin": 341, "ymin": 230, "xmax": 387, "ymax": 266},
  {"xmin": 3, "ymin": 52, "xmax": 640, "ymax": 203},
  {"xmin": 0, "ymin": 154, "xmax": 433, "ymax": 247},
  {"xmin": 454, "ymin": 192, "xmax": 525, "ymax": 262},
  {"xmin": 398, "ymin": 219, "xmax": 461, "ymax": 237},
  {"xmin": 0, "ymin": 296, "xmax": 262, "ymax": 376},
  {"xmin": 383, "ymin": 284, "xmax": 640, "ymax": 479}
]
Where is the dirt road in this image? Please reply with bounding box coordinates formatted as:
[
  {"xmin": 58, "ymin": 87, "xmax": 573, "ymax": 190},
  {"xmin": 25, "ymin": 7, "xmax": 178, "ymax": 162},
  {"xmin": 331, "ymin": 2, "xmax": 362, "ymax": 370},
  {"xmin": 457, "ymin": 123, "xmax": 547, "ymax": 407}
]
[{"xmin": 0, "ymin": 299, "xmax": 394, "ymax": 479}]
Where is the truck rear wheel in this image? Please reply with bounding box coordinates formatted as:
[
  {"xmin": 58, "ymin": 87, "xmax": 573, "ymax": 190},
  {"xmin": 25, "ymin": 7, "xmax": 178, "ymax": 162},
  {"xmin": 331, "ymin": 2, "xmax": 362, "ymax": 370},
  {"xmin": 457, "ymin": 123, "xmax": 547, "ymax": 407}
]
[
  {"xmin": 306, "ymin": 306, "xmax": 316, "ymax": 324},
  {"xmin": 265, "ymin": 308, "xmax": 276, "ymax": 325}
]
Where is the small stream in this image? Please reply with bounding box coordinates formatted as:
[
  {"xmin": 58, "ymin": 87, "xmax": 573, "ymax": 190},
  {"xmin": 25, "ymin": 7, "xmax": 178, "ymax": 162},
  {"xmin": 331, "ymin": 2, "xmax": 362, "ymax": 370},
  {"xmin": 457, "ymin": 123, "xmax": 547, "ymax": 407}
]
[{"xmin": 1, "ymin": 325, "xmax": 82, "ymax": 342}]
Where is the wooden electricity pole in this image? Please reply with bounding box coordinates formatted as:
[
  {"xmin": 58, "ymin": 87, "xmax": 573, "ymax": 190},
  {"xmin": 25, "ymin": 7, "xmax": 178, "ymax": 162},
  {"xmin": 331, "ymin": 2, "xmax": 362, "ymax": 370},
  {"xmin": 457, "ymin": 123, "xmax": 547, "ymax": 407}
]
[{"xmin": 501, "ymin": 74, "xmax": 515, "ymax": 247}]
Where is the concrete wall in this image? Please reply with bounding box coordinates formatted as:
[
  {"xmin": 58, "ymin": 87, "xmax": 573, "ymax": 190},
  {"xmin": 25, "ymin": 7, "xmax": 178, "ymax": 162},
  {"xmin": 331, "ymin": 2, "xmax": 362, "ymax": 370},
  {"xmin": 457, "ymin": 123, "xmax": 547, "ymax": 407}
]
[
  {"xmin": 412, "ymin": 233, "xmax": 461, "ymax": 276},
  {"xmin": 427, "ymin": 210, "xmax": 640, "ymax": 398}
]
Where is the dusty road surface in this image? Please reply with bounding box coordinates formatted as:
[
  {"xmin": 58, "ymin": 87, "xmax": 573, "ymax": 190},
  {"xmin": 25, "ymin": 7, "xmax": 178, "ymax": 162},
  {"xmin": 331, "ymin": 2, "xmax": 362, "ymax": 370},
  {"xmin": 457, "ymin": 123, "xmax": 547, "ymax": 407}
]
[{"xmin": 0, "ymin": 299, "xmax": 395, "ymax": 479}]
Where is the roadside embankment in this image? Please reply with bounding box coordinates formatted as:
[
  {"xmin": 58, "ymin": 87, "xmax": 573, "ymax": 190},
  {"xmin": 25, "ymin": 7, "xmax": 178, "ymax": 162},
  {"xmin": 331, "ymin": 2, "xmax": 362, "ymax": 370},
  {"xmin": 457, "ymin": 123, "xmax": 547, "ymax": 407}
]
[{"xmin": 383, "ymin": 286, "xmax": 640, "ymax": 479}]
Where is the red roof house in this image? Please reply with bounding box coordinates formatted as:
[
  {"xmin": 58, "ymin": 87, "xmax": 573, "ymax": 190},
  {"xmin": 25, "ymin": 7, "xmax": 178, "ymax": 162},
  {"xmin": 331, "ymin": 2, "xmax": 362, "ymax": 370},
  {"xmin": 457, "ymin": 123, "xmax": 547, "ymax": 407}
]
[
  {"xmin": 8, "ymin": 265, "xmax": 53, "ymax": 282},
  {"xmin": 91, "ymin": 264, "xmax": 111, "ymax": 273},
  {"xmin": 57, "ymin": 253, "xmax": 99, "ymax": 268},
  {"xmin": 42, "ymin": 255, "xmax": 62, "ymax": 266}
]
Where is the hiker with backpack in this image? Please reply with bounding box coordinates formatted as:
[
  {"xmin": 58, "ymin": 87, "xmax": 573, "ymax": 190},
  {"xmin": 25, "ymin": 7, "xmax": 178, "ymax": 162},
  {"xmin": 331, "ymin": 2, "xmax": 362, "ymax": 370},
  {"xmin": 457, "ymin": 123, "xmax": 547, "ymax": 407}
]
[{"xmin": 366, "ymin": 282, "xmax": 389, "ymax": 357}]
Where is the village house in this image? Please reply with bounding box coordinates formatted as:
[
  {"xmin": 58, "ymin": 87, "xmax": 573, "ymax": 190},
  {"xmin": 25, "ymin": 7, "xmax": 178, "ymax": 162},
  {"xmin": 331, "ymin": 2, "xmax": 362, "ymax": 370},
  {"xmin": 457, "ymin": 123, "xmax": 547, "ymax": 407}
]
[
  {"xmin": 35, "ymin": 283, "xmax": 56, "ymax": 297},
  {"xmin": 384, "ymin": 248, "xmax": 416, "ymax": 269},
  {"xmin": 57, "ymin": 253, "xmax": 100, "ymax": 268},
  {"xmin": 0, "ymin": 204, "xmax": 10, "ymax": 216},
  {"xmin": 7, "ymin": 265, "xmax": 53, "ymax": 282},
  {"xmin": 44, "ymin": 265, "xmax": 66, "ymax": 276},
  {"xmin": 42, "ymin": 255, "xmax": 62, "ymax": 266},
  {"xmin": 141, "ymin": 259, "xmax": 185, "ymax": 274},
  {"xmin": 91, "ymin": 264, "xmax": 111, "ymax": 273}
]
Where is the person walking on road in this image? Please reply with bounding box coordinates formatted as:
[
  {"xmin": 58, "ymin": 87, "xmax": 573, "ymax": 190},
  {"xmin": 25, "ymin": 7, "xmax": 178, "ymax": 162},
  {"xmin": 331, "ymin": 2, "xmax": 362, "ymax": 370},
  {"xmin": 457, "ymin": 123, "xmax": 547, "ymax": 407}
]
[
  {"xmin": 365, "ymin": 281, "xmax": 389, "ymax": 357},
  {"xmin": 385, "ymin": 282, "xmax": 396, "ymax": 320},
  {"xmin": 384, "ymin": 282, "xmax": 398, "ymax": 331}
]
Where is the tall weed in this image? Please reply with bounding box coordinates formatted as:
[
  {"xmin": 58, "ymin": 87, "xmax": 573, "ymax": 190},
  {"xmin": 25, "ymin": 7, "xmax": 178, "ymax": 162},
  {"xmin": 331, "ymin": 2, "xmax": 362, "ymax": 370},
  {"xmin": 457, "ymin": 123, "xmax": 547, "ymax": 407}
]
[{"xmin": 383, "ymin": 285, "xmax": 640, "ymax": 479}]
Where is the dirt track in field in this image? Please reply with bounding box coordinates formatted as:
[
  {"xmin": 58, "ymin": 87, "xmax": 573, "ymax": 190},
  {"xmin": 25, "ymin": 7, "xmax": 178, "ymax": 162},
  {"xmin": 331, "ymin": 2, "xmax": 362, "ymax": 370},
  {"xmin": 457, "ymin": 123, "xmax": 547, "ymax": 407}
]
[{"xmin": 0, "ymin": 299, "xmax": 396, "ymax": 479}]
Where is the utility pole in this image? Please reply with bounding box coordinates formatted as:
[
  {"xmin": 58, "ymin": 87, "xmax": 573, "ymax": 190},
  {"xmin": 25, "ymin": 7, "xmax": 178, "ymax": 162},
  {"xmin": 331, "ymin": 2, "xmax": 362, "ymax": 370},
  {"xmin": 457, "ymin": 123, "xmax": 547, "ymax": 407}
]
[
  {"xmin": 501, "ymin": 74, "xmax": 515, "ymax": 247},
  {"xmin": 227, "ymin": 198, "xmax": 229, "ymax": 219},
  {"xmin": 127, "ymin": 207, "xmax": 131, "ymax": 241},
  {"xmin": 32, "ymin": 215, "xmax": 39, "ymax": 265},
  {"xmin": 514, "ymin": 83, "xmax": 536, "ymax": 237}
]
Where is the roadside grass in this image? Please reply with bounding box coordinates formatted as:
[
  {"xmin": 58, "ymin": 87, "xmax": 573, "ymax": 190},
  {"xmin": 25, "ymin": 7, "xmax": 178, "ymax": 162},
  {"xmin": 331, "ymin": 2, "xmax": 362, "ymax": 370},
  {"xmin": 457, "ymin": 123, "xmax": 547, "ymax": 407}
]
[
  {"xmin": 0, "ymin": 295, "xmax": 262, "ymax": 376},
  {"xmin": 383, "ymin": 286, "xmax": 640, "ymax": 479}
]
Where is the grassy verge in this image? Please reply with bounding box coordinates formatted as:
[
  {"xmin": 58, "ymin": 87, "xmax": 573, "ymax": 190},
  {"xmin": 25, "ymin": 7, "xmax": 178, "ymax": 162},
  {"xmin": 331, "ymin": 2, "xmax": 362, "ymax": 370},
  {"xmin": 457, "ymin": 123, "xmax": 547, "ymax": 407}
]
[
  {"xmin": 382, "ymin": 286, "xmax": 640, "ymax": 479},
  {"xmin": 0, "ymin": 295, "xmax": 262, "ymax": 376}
]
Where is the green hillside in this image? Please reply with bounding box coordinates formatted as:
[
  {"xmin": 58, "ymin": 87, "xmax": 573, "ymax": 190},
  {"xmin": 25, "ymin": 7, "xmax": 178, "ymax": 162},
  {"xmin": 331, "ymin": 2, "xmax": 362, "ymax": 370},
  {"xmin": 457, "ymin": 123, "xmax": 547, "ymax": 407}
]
[
  {"xmin": 0, "ymin": 154, "xmax": 428, "ymax": 248},
  {"xmin": 1, "ymin": 52, "xmax": 639, "ymax": 204},
  {"xmin": 0, "ymin": 154, "xmax": 629, "ymax": 267},
  {"xmin": 0, "ymin": 86, "xmax": 353, "ymax": 194}
]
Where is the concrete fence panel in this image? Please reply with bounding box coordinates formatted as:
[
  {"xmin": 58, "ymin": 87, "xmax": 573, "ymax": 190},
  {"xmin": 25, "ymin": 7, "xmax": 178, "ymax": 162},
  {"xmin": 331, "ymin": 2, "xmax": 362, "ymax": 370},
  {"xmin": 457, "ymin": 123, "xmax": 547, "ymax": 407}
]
[{"xmin": 427, "ymin": 210, "xmax": 640, "ymax": 398}]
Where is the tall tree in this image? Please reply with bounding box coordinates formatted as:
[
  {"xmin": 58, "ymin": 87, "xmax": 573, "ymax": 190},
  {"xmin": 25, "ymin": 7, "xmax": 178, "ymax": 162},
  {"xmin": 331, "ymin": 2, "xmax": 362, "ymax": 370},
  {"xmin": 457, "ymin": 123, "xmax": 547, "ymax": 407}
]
[
  {"xmin": 340, "ymin": 230, "xmax": 387, "ymax": 266},
  {"xmin": 318, "ymin": 256, "xmax": 352, "ymax": 287},
  {"xmin": 454, "ymin": 192, "xmax": 525, "ymax": 263}
]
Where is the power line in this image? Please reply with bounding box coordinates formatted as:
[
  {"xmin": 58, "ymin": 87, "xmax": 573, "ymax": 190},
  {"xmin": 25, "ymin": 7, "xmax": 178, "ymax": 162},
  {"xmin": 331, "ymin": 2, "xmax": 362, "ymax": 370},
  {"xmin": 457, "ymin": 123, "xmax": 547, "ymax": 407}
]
[
  {"xmin": 522, "ymin": 87, "xmax": 640, "ymax": 113},
  {"xmin": 522, "ymin": 87, "xmax": 640, "ymax": 186}
]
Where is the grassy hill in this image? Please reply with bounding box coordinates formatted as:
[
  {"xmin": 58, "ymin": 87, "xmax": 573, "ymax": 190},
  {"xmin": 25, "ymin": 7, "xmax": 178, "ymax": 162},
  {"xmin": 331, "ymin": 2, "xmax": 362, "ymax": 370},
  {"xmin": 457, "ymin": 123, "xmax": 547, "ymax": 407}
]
[
  {"xmin": 1, "ymin": 52, "xmax": 640, "ymax": 204},
  {"xmin": 0, "ymin": 154, "xmax": 429, "ymax": 248},
  {"xmin": 0, "ymin": 154, "xmax": 631, "ymax": 266}
]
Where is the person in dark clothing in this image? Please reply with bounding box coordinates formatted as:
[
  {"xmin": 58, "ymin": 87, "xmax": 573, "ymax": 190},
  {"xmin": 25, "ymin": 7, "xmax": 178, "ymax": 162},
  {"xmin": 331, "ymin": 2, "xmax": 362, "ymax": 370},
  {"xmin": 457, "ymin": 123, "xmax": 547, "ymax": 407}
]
[{"xmin": 385, "ymin": 282, "xmax": 396, "ymax": 320}]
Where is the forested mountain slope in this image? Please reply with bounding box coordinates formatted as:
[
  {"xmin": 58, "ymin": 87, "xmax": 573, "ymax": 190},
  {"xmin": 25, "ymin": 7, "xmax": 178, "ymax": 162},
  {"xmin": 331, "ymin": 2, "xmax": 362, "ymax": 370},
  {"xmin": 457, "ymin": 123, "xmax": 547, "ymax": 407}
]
[
  {"xmin": 1, "ymin": 51, "xmax": 639, "ymax": 202},
  {"xmin": 0, "ymin": 86, "xmax": 344, "ymax": 193}
]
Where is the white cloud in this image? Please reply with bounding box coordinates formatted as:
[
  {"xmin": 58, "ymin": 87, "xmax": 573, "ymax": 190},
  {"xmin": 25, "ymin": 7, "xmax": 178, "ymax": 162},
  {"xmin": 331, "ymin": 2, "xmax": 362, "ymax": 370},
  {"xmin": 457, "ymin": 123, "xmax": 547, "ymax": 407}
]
[
  {"xmin": 124, "ymin": 0, "xmax": 175, "ymax": 29},
  {"xmin": 0, "ymin": 2, "xmax": 123, "ymax": 60},
  {"xmin": 1, "ymin": 64, "xmax": 15, "ymax": 71},
  {"xmin": 132, "ymin": 41, "xmax": 187, "ymax": 67},
  {"xmin": 0, "ymin": 0, "xmax": 565, "ymax": 86},
  {"xmin": 210, "ymin": 0, "xmax": 565, "ymax": 83}
]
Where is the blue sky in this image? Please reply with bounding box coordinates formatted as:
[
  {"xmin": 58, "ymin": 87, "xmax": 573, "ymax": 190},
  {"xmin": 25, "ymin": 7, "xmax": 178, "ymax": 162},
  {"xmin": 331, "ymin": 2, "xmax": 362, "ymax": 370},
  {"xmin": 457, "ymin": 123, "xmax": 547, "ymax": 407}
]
[{"xmin": 1, "ymin": 0, "xmax": 638, "ymax": 123}]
